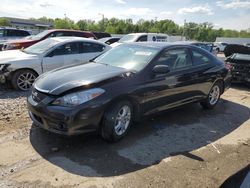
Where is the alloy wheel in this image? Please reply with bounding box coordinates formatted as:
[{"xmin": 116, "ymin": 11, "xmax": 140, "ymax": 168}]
[
  {"xmin": 114, "ymin": 105, "xmax": 131, "ymax": 136},
  {"xmin": 209, "ymin": 85, "xmax": 220, "ymax": 105},
  {"xmin": 17, "ymin": 72, "xmax": 36, "ymax": 90}
]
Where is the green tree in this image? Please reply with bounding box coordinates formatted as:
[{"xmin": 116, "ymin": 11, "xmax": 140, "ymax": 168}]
[{"xmin": 0, "ymin": 18, "xmax": 11, "ymax": 26}]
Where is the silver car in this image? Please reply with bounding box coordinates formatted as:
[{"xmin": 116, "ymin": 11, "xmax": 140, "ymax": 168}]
[{"xmin": 0, "ymin": 37, "xmax": 111, "ymax": 90}]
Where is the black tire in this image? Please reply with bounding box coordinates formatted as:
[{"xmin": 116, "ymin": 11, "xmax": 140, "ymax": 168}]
[
  {"xmin": 101, "ymin": 100, "xmax": 133, "ymax": 142},
  {"xmin": 11, "ymin": 69, "xmax": 37, "ymax": 91},
  {"xmin": 200, "ymin": 82, "xmax": 222, "ymax": 109}
]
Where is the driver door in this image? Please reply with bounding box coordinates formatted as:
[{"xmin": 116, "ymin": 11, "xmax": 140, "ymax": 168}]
[
  {"xmin": 143, "ymin": 47, "xmax": 195, "ymax": 114},
  {"xmin": 42, "ymin": 42, "xmax": 81, "ymax": 73}
]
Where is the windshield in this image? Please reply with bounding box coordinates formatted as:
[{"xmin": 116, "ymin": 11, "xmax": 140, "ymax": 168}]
[
  {"xmin": 95, "ymin": 44, "xmax": 159, "ymax": 72},
  {"xmin": 195, "ymin": 43, "xmax": 212, "ymax": 52},
  {"xmin": 23, "ymin": 38, "xmax": 60, "ymax": 55},
  {"xmin": 99, "ymin": 38, "xmax": 109, "ymax": 43},
  {"xmin": 30, "ymin": 30, "xmax": 51, "ymax": 40},
  {"xmin": 118, "ymin": 34, "xmax": 139, "ymax": 43},
  {"xmin": 233, "ymin": 53, "xmax": 250, "ymax": 61}
]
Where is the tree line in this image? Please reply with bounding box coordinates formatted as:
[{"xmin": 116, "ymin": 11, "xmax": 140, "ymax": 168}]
[{"xmin": 1, "ymin": 17, "xmax": 250, "ymax": 42}]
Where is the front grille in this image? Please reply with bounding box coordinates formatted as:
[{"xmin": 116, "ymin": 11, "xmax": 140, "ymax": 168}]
[{"xmin": 32, "ymin": 88, "xmax": 47, "ymax": 103}]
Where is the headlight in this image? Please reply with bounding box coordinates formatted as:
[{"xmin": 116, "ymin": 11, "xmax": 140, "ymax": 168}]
[
  {"xmin": 4, "ymin": 43, "xmax": 21, "ymax": 50},
  {"xmin": 52, "ymin": 88, "xmax": 105, "ymax": 107}
]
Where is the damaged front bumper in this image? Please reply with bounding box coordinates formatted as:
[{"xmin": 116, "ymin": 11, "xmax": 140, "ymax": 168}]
[
  {"xmin": 0, "ymin": 64, "xmax": 11, "ymax": 84},
  {"xmin": 0, "ymin": 72, "xmax": 9, "ymax": 84},
  {"xmin": 230, "ymin": 63, "xmax": 250, "ymax": 84}
]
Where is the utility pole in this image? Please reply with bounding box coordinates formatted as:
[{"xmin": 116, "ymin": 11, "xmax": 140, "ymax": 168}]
[
  {"xmin": 99, "ymin": 13, "xmax": 104, "ymax": 32},
  {"xmin": 182, "ymin": 19, "xmax": 186, "ymax": 41}
]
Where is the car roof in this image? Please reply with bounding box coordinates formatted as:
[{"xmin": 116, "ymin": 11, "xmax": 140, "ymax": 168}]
[
  {"xmin": 126, "ymin": 33, "xmax": 168, "ymax": 36},
  {"xmin": 49, "ymin": 37, "xmax": 105, "ymax": 44},
  {"xmin": 0, "ymin": 27, "xmax": 29, "ymax": 32},
  {"xmin": 125, "ymin": 42, "xmax": 197, "ymax": 49},
  {"xmin": 45, "ymin": 29, "xmax": 93, "ymax": 34}
]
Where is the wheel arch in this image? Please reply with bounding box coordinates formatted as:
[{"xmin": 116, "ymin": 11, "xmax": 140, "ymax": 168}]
[
  {"xmin": 9, "ymin": 68, "xmax": 39, "ymax": 79},
  {"xmin": 105, "ymin": 95, "xmax": 142, "ymax": 122},
  {"xmin": 213, "ymin": 78, "xmax": 224, "ymax": 94}
]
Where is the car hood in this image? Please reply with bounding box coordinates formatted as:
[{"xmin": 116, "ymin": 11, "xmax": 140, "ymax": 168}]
[
  {"xmin": 7, "ymin": 38, "xmax": 35, "ymax": 44},
  {"xmin": 110, "ymin": 42, "xmax": 122, "ymax": 48},
  {"xmin": 0, "ymin": 50, "xmax": 38, "ymax": 64},
  {"xmin": 34, "ymin": 63, "xmax": 130, "ymax": 95}
]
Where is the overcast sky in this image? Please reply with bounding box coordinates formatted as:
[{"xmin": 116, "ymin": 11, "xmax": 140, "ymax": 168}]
[{"xmin": 0, "ymin": 0, "xmax": 250, "ymax": 30}]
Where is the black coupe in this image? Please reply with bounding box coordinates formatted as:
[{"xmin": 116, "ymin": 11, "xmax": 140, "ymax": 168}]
[{"xmin": 27, "ymin": 43, "xmax": 231, "ymax": 142}]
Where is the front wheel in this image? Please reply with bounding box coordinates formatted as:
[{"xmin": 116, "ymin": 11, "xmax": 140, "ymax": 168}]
[
  {"xmin": 11, "ymin": 69, "xmax": 37, "ymax": 91},
  {"xmin": 101, "ymin": 100, "xmax": 133, "ymax": 142},
  {"xmin": 200, "ymin": 83, "xmax": 221, "ymax": 109}
]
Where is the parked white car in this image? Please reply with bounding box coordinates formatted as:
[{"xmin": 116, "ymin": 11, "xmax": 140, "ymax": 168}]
[
  {"xmin": 111, "ymin": 33, "xmax": 169, "ymax": 47},
  {"xmin": 214, "ymin": 42, "xmax": 228, "ymax": 53},
  {"xmin": 0, "ymin": 37, "xmax": 111, "ymax": 90}
]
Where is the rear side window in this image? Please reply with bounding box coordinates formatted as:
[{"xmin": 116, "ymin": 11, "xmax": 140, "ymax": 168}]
[
  {"xmin": 191, "ymin": 50, "xmax": 212, "ymax": 66},
  {"xmin": 137, "ymin": 35, "xmax": 147, "ymax": 42},
  {"xmin": 80, "ymin": 42, "xmax": 105, "ymax": 53},
  {"xmin": 155, "ymin": 48, "xmax": 192, "ymax": 70},
  {"xmin": 52, "ymin": 42, "xmax": 79, "ymax": 56},
  {"xmin": 6, "ymin": 30, "xmax": 22, "ymax": 37}
]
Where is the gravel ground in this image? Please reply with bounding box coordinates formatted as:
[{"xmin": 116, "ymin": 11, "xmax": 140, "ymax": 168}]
[
  {"xmin": 0, "ymin": 86, "xmax": 29, "ymax": 132},
  {"xmin": 0, "ymin": 84, "xmax": 249, "ymax": 188}
]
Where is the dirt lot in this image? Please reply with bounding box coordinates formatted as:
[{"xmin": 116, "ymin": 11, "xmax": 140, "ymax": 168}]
[{"xmin": 0, "ymin": 84, "xmax": 249, "ymax": 188}]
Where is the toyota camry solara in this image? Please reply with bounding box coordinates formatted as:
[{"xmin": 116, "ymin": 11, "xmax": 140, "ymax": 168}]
[{"xmin": 27, "ymin": 43, "xmax": 231, "ymax": 142}]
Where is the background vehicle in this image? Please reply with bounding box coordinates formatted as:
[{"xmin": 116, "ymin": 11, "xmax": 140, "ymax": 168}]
[
  {"xmin": 98, "ymin": 37, "xmax": 120, "ymax": 45},
  {"xmin": 1, "ymin": 29, "xmax": 96, "ymax": 51},
  {"xmin": 214, "ymin": 42, "xmax": 228, "ymax": 53},
  {"xmin": 224, "ymin": 44, "xmax": 250, "ymax": 57},
  {"xmin": 91, "ymin": 32, "xmax": 111, "ymax": 39},
  {"xmin": 0, "ymin": 28, "xmax": 31, "ymax": 50},
  {"xmin": 226, "ymin": 53, "xmax": 250, "ymax": 85},
  {"xmin": 181, "ymin": 41, "xmax": 217, "ymax": 55},
  {"xmin": 27, "ymin": 43, "xmax": 231, "ymax": 142},
  {"xmin": 0, "ymin": 37, "xmax": 111, "ymax": 90},
  {"xmin": 0, "ymin": 27, "xmax": 31, "ymax": 42},
  {"xmin": 111, "ymin": 33, "xmax": 169, "ymax": 47}
]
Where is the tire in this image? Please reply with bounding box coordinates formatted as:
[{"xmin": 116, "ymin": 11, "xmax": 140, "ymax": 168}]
[
  {"xmin": 101, "ymin": 100, "xmax": 133, "ymax": 142},
  {"xmin": 11, "ymin": 69, "xmax": 37, "ymax": 91},
  {"xmin": 200, "ymin": 82, "xmax": 222, "ymax": 109}
]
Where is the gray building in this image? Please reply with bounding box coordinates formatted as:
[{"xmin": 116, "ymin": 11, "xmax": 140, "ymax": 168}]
[{"xmin": 1, "ymin": 17, "xmax": 54, "ymax": 34}]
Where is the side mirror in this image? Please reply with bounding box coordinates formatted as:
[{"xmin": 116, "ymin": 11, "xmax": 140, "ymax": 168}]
[{"xmin": 153, "ymin": 65, "xmax": 170, "ymax": 75}]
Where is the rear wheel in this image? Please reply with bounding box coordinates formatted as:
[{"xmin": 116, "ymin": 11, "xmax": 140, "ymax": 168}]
[
  {"xmin": 11, "ymin": 69, "xmax": 37, "ymax": 91},
  {"xmin": 201, "ymin": 82, "xmax": 221, "ymax": 109},
  {"xmin": 101, "ymin": 100, "xmax": 133, "ymax": 142}
]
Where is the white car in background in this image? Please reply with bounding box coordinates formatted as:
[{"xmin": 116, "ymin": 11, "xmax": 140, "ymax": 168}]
[
  {"xmin": 0, "ymin": 37, "xmax": 111, "ymax": 90},
  {"xmin": 111, "ymin": 33, "xmax": 169, "ymax": 47},
  {"xmin": 214, "ymin": 42, "xmax": 229, "ymax": 53}
]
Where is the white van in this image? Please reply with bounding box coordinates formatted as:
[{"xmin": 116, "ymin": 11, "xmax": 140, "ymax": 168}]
[{"xmin": 111, "ymin": 33, "xmax": 169, "ymax": 47}]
